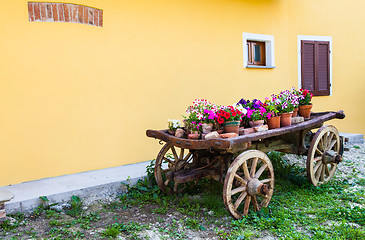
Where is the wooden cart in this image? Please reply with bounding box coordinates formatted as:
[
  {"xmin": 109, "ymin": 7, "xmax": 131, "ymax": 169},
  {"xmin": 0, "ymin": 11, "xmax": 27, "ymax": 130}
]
[{"xmin": 146, "ymin": 111, "xmax": 345, "ymax": 219}]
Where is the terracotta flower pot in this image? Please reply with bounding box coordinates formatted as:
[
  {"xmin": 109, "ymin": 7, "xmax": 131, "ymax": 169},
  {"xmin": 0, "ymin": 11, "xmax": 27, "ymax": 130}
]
[
  {"xmin": 292, "ymin": 107, "xmax": 299, "ymax": 117},
  {"xmin": 187, "ymin": 133, "xmax": 200, "ymax": 139},
  {"xmin": 280, "ymin": 112, "xmax": 292, "ymax": 127},
  {"xmin": 299, "ymin": 104, "xmax": 312, "ymax": 119},
  {"xmin": 224, "ymin": 121, "xmax": 240, "ymax": 134},
  {"xmin": 201, "ymin": 123, "xmax": 214, "ymax": 134},
  {"xmin": 249, "ymin": 120, "xmax": 265, "ymax": 127},
  {"xmin": 267, "ymin": 115, "xmax": 281, "ymax": 129},
  {"xmin": 220, "ymin": 133, "xmax": 238, "ymax": 138}
]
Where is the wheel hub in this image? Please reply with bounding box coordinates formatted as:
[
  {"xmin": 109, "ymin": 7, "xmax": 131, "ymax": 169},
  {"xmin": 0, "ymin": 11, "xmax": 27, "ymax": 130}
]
[
  {"xmin": 322, "ymin": 150, "xmax": 342, "ymax": 164},
  {"xmin": 247, "ymin": 178, "xmax": 269, "ymax": 196}
]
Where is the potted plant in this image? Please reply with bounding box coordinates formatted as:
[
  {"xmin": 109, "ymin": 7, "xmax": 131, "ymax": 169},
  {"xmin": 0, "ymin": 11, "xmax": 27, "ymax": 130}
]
[
  {"xmin": 290, "ymin": 87, "xmax": 301, "ymax": 117},
  {"xmin": 244, "ymin": 99, "xmax": 268, "ymax": 127},
  {"xmin": 167, "ymin": 119, "xmax": 181, "ymax": 135},
  {"xmin": 236, "ymin": 98, "xmax": 251, "ymax": 127},
  {"xmin": 263, "ymin": 98, "xmax": 280, "ymax": 129},
  {"xmin": 298, "ymin": 88, "xmax": 313, "ymax": 118},
  {"xmin": 216, "ymin": 105, "xmax": 243, "ymax": 134},
  {"xmin": 184, "ymin": 99, "xmax": 218, "ymax": 138},
  {"xmin": 183, "ymin": 112, "xmax": 202, "ymax": 139},
  {"xmin": 272, "ymin": 90, "xmax": 297, "ymax": 127}
]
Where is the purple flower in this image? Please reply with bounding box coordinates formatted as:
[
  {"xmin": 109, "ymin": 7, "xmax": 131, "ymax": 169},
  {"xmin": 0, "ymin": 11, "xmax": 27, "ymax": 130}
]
[
  {"xmin": 253, "ymin": 103, "xmax": 261, "ymax": 109},
  {"xmin": 238, "ymin": 98, "xmax": 249, "ymax": 106}
]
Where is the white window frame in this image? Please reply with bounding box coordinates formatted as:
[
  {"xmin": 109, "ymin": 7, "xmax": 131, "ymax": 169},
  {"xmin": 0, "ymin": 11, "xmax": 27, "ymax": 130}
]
[
  {"xmin": 242, "ymin": 32, "xmax": 275, "ymax": 68},
  {"xmin": 297, "ymin": 35, "xmax": 333, "ymax": 95}
]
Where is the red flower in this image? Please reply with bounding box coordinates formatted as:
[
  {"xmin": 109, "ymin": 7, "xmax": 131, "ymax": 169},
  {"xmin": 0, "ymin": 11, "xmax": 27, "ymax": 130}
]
[
  {"xmin": 224, "ymin": 111, "xmax": 230, "ymax": 120},
  {"xmin": 217, "ymin": 117, "xmax": 224, "ymax": 124}
]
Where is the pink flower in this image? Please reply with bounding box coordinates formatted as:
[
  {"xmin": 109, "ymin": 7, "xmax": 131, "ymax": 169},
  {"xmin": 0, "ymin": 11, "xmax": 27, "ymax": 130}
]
[
  {"xmin": 247, "ymin": 109, "xmax": 253, "ymax": 119},
  {"xmin": 259, "ymin": 107, "xmax": 266, "ymax": 114}
]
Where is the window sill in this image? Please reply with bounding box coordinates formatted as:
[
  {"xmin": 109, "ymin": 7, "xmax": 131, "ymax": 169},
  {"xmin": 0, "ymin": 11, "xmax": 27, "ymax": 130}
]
[{"xmin": 246, "ymin": 66, "xmax": 276, "ymax": 69}]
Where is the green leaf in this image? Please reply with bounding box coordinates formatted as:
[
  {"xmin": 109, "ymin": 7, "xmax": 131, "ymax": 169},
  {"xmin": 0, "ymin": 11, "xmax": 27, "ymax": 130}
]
[
  {"xmin": 39, "ymin": 196, "xmax": 49, "ymax": 202},
  {"xmin": 71, "ymin": 195, "xmax": 80, "ymax": 203}
]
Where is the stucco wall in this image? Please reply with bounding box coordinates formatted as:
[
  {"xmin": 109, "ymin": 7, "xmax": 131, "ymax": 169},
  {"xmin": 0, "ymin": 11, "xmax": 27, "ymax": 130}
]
[{"xmin": 0, "ymin": 0, "xmax": 363, "ymax": 186}]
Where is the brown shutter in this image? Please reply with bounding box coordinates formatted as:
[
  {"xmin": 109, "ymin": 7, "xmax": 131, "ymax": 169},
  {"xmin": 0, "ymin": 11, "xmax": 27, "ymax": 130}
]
[
  {"xmin": 301, "ymin": 40, "xmax": 330, "ymax": 96},
  {"xmin": 316, "ymin": 41, "xmax": 330, "ymax": 96},
  {"xmin": 301, "ymin": 41, "xmax": 316, "ymax": 92}
]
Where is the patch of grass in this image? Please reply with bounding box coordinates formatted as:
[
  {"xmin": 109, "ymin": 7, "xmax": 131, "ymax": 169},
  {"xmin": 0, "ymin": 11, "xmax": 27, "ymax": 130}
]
[
  {"xmin": 102, "ymin": 225, "xmax": 120, "ymax": 238},
  {"xmin": 102, "ymin": 222, "xmax": 147, "ymax": 238},
  {"xmin": 356, "ymin": 178, "xmax": 365, "ymax": 186},
  {"xmin": 65, "ymin": 195, "xmax": 83, "ymax": 217},
  {"xmin": 184, "ymin": 218, "xmax": 200, "ymax": 230}
]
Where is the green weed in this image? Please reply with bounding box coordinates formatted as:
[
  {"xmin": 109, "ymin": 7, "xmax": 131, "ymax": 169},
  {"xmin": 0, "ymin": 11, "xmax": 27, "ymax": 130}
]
[{"xmin": 65, "ymin": 195, "xmax": 83, "ymax": 217}]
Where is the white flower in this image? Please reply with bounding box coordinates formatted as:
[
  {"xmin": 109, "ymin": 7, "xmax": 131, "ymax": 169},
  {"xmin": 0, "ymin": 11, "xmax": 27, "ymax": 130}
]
[
  {"xmin": 168, "ymin": 119, "xmax": 181, "ymax": 129},
  {"xmin": 233, "ymin": 103, "xmax": 247, "ymax": 115}
]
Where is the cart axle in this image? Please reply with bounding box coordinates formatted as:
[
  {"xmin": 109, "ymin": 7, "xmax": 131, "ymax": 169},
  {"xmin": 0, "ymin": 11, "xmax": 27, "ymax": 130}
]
[{"xmin": 168, "ymin": 168, "xmax": 219, "ymax": 184}]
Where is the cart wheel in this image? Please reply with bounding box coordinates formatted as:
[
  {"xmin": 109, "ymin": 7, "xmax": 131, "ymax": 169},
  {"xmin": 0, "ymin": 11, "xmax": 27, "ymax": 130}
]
[
  {"xmin": 155, "ymin": 143, "xmax": 194, "ymax": 194},
  {"xmin": 223, "ymin": 150, "xmax": 274, "ymax": 219},
  {"xmin": 307, "ymin": 125, "xmax": 342, "ymax": 186}
]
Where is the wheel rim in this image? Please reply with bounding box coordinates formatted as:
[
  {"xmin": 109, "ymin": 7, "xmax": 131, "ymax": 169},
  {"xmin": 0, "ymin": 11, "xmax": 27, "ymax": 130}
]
[
  {"xmin": 155, "ymin": 143, "xmax": 194, "ymax": 194},
  {"xmin": 307, "ymin": 125, "xmax": 341, "ymax": 186},
  {"xmin": 223, "ymin": 150, "xmax": 274, "ymax": 219}
]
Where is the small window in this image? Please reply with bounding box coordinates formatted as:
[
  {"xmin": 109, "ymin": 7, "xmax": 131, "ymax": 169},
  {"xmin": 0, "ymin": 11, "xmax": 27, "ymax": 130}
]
[
  {"xmin": 247, "ymin": 41, "xmax": 265, "ymax": 66},
  {"xmin": 242, "ymin": 32, "xmax": 275, "ymax": 68}
]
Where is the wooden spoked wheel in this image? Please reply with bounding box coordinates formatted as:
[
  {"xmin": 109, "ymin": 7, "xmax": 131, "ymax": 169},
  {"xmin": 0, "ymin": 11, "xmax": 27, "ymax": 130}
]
[
  {"xmin": 155, "ymin": 143, "xmax": 194, "ymax": 194},
  {"xmin": 223, "ymin": 150, "xmax": 274, "ymax": 219},
  {"xmin": 307, "ymin": 125, "xmax": 342, "ymax": 186}
]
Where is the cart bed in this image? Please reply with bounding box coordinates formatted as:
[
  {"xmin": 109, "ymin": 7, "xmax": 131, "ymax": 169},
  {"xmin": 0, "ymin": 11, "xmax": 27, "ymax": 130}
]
[{"xmin": 146, "ymin": 111, "xmax": 345, "ymax": 151}]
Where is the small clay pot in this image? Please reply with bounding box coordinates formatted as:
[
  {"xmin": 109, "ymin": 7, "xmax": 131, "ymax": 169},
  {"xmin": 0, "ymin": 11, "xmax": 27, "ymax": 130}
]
[
  {"xmin": 249, "ymin": 120, "xmax": 265, "ymax": 127},
  {"xmin": 298, "ymin": 104, "xmax": 312, "ymax": 119},
  {"xmin": 187, "ymin": 133, "xmax": 200, "ymax": 139},
  {"xmin": 220, "ymin": 133, "xmax": 238, "ymax": 138},
  {"xmin": 201, "ymin": 123, "xmax": 214, "ymax": 134},
  {"xmin": 224, "ymin": 121, "xmax": 240, "ymax": 134},
  {"xmin": 280, "ymin": 112, "xmax": 292, "ymax": 127},
  {"xmin": 267, "ymin": 115, "xmax": 281, "ymax": 129},
  {"xmin": 292, "ymin": 108, "xmax": 299, "ymax": 117}
]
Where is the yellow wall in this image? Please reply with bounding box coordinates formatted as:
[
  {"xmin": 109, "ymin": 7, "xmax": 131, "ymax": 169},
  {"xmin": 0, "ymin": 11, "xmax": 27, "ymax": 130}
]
[{"xmin": 0, "ymin": 0, "xmax": 363, "ymax": 186}]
